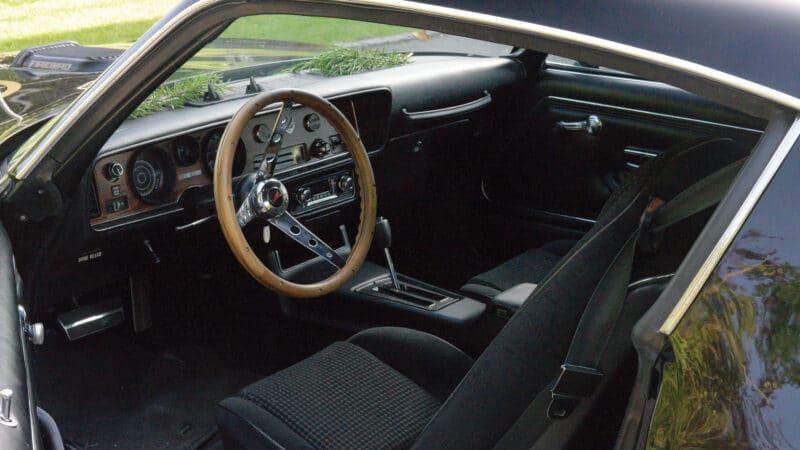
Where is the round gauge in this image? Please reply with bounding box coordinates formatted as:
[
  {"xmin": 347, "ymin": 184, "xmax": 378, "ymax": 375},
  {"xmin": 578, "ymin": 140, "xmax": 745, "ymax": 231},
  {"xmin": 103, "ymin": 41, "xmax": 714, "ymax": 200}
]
[
  {"xmin": 202, "ymin": 128, "xmax": 246, "ymax": 176},
  {"xmin": 254, "ymin": 123, "xmax": 271, "ymax": 143},
  {"xmin": 304, "ymin": 113, "xmax": 321, "ymax": 132},
  {"xmin": 130, "ymin": 148, "xmax": 175, "ymax": 204},
  {"xmin": 173, "ymin": 136, "xmax": 199, "ymax": 166}
]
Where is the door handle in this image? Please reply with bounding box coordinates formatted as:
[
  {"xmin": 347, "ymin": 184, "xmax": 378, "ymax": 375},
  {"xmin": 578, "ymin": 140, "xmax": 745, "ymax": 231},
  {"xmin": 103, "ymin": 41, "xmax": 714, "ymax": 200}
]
[{"xmin": 556, "ymin": 115, "xmax": 603, "ymax": 135}]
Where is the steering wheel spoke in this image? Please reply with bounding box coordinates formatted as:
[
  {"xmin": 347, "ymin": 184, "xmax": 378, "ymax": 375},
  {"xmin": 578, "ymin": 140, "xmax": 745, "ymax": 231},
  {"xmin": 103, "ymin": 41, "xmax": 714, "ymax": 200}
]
[
  {"xmin": 257, "ymin": 101, "xmax": 293, "ymax": 177},
  {"xmin": 236, "ymin": 189, "xmax": 258, "ymax": 227},
  {"xmin": 269, "ymin": 212, "xmax": 346, "ymax": 269}
]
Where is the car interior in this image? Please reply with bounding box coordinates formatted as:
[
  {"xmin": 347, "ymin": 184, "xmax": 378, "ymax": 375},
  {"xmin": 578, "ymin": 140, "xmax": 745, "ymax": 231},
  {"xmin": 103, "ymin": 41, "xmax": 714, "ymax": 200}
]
[{"xmin": 1, "ymin": 13, "xmax": 768, "ymax": 450}]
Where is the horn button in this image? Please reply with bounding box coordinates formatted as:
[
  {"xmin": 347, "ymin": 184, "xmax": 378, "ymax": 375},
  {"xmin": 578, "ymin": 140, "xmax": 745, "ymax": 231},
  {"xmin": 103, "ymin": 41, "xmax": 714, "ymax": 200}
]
[{"xmin": 254, "ymin": 179, "xmax": 289, "ymax": 218}]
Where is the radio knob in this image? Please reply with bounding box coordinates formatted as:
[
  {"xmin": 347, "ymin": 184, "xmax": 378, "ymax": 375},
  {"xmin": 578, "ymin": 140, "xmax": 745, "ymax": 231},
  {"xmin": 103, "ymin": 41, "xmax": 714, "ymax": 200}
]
[
  {"xmin": 295, "ymin": 187, "xmax": 312, "ymax": 204},
  {"xmin": 309, "ymin": 139, "xmax": 331, "ymax": 158},
  {"xmin": 336, "ymin": 175, "xmax": 354, "ymax": 193}
]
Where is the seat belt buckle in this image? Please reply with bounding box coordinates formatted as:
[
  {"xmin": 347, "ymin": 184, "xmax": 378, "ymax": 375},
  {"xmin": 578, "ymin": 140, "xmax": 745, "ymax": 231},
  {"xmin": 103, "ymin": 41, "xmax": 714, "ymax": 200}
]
[
  {"xmin": 547, "ymin": 364, "xmax": 603, "ymax": 420},
  {"xmin": 639, "ymin": 197, "xmax": 665, "ymax": 253}
]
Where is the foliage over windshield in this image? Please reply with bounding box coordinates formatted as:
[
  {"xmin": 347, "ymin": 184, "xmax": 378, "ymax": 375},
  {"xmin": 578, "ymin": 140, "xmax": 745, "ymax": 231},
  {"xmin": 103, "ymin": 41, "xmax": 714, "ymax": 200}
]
[
  {"xmin": 288, "ymin": 47, "xmax": 411, "ymax": 76},
  {"xmin": 127, "ymin": 15, "xmax": 509, "ymax": 119},
  {"xmin": 130, "ymin": 73, "xmax": 227, "ymax": 119}
]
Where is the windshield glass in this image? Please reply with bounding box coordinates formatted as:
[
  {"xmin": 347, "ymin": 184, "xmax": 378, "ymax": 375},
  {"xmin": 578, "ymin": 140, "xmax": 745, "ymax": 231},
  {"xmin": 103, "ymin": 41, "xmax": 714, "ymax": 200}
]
[
  {"xmin": 172, "ymin": 15, "xmax": 512, "ymax": 81},
  {"xmin": 126, "ymin": 15, "xmax": 512, "ymax": 119}
]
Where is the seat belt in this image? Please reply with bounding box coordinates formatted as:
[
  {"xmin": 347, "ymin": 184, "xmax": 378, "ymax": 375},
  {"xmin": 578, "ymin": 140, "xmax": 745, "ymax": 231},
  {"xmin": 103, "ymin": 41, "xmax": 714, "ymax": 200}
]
[
  {"xmin": 547, "ymin": 232, "xmax": 638, "ymax": 419},
  {"xmin": 545, "ymin": 157, "xmax": 745, "ymax": 420},
  {"xmin": 494, "ymin": 157, "xmax": 747, "ymax": 448}
]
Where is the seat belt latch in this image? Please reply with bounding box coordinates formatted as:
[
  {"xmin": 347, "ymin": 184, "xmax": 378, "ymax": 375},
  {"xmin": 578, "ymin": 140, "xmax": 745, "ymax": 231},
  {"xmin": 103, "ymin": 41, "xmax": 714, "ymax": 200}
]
[
  {"xmin": 547, "ymin": 364, "xmax": 603, "ymax": 420},
  {"xmin": 639, "ymin": 197, "xmax": 665, "ymax": 253}
]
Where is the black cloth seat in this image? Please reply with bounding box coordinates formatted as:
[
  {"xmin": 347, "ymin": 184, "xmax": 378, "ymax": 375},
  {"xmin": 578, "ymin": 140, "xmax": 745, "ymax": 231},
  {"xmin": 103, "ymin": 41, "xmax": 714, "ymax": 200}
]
[
  {"xmin": 461, "ymin": 137, "xmax": 749, "ymax": 302},
  {"xmin": 218, "ymin": 137, "xmax": 751, "ymax": 449},
  {"xmin": 461, "ymin": 239, "xmax": 576, "ymax": 299},
  {"xmin": 217, "ymin": 327, "xmax": 473, "ymax": 450}
]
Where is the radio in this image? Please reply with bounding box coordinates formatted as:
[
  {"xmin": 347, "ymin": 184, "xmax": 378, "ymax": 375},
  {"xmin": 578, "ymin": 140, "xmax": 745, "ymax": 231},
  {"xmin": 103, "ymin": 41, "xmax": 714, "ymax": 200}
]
[{"xmin": 291, "ymin": 170, "xmax": 355, "ymax": 213}]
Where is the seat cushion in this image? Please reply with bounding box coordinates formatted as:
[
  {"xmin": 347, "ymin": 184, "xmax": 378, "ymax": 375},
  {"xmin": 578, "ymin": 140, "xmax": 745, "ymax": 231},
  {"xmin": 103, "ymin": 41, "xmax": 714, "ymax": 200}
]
[
  {"xmin": 218, "ymin": 328, "xmax": 473, "ymax": 450},
  {"xmin": 461, "ymin": 239, "xmax": 577, "ymax": 300}
]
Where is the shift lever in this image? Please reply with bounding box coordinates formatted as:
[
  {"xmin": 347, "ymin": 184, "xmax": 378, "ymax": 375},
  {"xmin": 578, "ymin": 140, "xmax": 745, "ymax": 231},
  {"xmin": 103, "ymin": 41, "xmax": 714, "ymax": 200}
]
[{"xmin": 374, "ymin": 217, "xmax": 401, "ymax": 290}]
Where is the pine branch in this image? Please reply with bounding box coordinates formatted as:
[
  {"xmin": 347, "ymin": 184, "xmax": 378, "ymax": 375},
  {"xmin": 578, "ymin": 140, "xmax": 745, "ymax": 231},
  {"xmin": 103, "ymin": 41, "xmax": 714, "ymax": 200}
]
[
  {"xmin": 288, "ymin": 47, "xmax": 411, "ymax": 76},
  {"xmin": 130, "ymin": 73, "xmax": 229, "ymax": 119}
]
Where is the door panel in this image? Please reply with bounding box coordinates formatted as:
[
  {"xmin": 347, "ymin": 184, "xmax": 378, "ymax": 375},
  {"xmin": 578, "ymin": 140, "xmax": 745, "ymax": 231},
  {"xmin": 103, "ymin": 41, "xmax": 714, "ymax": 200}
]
[
  {"xmin": 0, "ymin": 223, "xmax": 36, "ymax": 449},
  {"xmin": 481, "ymin": 66, "xmax": 765, "ymax": 239}
]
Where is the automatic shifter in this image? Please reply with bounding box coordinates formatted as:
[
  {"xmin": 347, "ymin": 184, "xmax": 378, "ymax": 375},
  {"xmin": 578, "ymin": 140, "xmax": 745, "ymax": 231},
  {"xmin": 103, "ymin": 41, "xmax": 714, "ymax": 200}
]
[{"xmin": 374, "ymin": 217, "xmax": 401, "ymax": 290}]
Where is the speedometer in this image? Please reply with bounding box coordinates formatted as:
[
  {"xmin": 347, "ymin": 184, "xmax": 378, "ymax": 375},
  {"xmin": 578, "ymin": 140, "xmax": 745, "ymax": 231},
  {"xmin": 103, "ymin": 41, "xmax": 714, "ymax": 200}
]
[
  {"xmin": 130, "ymin": 148, "xmax": 175, "ymax": 204},
  {"xmin": 202, "ymin": 128, "xmax": 246, "ymax": 176}
]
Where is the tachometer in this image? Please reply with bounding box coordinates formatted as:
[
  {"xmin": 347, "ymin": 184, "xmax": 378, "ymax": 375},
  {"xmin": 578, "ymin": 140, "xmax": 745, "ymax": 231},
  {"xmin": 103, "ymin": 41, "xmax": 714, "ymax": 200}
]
[
  {"xmin": 173, "ymin": 136, "xmax": 200, "ymax": 166},
  {"xmin": 130, "ymin": 148, "xmax": 175, "ymax": 204},
  {"xmin": 202, "ymin": 128, "xmax": 246, "ymax": 176}
]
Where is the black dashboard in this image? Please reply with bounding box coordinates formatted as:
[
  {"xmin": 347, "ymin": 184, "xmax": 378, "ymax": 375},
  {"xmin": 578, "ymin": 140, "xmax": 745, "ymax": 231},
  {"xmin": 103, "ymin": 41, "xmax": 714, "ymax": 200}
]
[
  {"xmin": 86, "ymin": 54, "xmax": 525, "ymax": 232},
  {"xmin": 39, "ymin": 54, "xmax": 526, "ymax": 301}
]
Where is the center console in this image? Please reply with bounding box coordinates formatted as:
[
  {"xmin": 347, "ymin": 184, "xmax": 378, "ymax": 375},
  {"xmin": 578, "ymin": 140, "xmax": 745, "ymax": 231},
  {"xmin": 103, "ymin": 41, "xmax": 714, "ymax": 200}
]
[{"xmin": 268, "ymin": 217, "xmax": 486, "ymax": 333}]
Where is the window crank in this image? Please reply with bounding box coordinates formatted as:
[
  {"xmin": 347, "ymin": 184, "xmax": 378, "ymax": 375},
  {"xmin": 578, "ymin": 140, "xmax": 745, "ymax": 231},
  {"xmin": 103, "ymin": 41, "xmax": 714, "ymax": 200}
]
[{"xmin": 556, "ymin": 115, "xmax": 603, "ymax": 135}]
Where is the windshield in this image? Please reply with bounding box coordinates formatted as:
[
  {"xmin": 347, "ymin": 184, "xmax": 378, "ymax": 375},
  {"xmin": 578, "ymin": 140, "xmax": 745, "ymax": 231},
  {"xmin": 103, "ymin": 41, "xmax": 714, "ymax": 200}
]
[
  {"xmin": 172, "ymin": 15, "xmax": 512, "ymax": 81},
  {"xmin": 128, "ymin": 15, "xmax": 512, "ymax": 119}
]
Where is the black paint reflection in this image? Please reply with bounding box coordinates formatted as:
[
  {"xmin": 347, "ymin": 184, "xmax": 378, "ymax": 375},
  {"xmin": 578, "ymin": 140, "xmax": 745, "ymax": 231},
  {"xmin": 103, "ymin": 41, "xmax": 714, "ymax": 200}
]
[{"xmin": 648, "ymin": 143, "xmax": 800, "ymax": 448}]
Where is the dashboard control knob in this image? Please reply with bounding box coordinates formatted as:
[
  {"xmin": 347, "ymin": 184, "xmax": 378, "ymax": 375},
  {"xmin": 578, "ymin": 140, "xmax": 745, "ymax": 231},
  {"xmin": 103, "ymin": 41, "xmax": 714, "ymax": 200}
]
[
  {"xmin": 304, "ymin": 113, "xmax": 321, "ymax": 132},
  {"xmin": 335, "ymin": 175, "xmax": 354, "ymax": 193},
  {"xmin": 309, "ymin": 139, "xmax": 331, "ymax": 158},
  {"xmin": 105, "ymin": 162, "xmax": 125, "ymax": 180},
  {"xmin": 296, "ymin": 187, "xmax": 312, "ymax": 204}
]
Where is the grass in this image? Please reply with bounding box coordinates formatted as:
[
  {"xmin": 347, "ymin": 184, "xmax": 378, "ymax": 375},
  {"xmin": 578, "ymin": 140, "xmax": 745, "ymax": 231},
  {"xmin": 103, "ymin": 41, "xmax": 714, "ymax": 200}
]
[
  {"xmin": 0, "ymin": 3, "xmax": 413, "ymax": 55},
  {"xmin": 223, "ymin": 15, "xmax": 412, "ymax": 46},
  {"xmin": 0, "ymin": 0, "xmax": 174, "ymax": 53}
]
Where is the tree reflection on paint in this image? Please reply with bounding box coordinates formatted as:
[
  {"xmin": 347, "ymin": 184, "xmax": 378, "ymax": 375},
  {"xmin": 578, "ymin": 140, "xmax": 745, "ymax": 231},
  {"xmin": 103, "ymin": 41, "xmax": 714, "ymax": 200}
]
[{"xmin": 648, "ymin": 229, "xmax": 800, "ymax": 449}]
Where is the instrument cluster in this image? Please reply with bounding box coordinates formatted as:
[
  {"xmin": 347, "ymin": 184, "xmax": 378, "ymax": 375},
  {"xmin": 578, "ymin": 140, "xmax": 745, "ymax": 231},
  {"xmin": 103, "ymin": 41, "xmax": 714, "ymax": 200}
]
[
  {"xmin": 91, "ymin": 113, "xmax": 345, "ymax": 228},
  {"xmin": 89, "ymin": 90, "xmax": 390, "ymax": 230}
]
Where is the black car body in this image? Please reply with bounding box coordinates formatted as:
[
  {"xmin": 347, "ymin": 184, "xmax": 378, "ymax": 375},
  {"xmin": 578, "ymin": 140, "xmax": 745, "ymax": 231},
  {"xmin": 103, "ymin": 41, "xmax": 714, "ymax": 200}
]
[{"xmin": 1, "ymin": 0, "xmax": 799, "ymax": 448}]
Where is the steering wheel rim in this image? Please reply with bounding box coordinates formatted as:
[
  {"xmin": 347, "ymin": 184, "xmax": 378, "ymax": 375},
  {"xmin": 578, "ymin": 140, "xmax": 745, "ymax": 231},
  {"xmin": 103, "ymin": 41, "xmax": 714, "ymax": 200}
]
[{"xmin": 213, "ymin": 89, "xmax": 376, "ymax": 298}]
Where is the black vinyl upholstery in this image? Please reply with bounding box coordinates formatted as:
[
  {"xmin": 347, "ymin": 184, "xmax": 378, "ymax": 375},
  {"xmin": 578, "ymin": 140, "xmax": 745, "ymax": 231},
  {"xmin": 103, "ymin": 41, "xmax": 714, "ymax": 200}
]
[
  {"xmin": 217, "ymin": 138, "xmax": 751, "ymax": 450},
  {"xmin": 217, "ymin": 327, "xmax": 472, "ymax": 450}
]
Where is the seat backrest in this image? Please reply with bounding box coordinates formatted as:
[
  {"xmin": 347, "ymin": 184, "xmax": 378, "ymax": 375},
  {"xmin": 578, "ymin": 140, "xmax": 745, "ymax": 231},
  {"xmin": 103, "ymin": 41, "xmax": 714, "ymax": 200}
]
[{"xmin": 411, "ymin": 137, "xmax": 750, "ymax": 449}]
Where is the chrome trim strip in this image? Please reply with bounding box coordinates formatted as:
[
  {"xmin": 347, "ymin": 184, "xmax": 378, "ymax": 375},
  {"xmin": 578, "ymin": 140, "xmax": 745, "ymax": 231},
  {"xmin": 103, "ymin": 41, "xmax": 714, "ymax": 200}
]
[
  {"xmin": 628, "ymin": 273, "xmax": 674, "ymax": 290},
  {"xmin": 548, "ymin": 96, "xmax": 764, "ymax": 135},
  {"xmin": 91, "ymin": 205, "xmax": 183, "ymax": 232},
  {"xmin": 2, "ymin": 0, "xmax": 794, "ymax": 188},
  {"xmin": 174, "ymin": 214, "xmax": 216, "ymax": 231},
  {"xmin": 16, "ymin": 306, "xmax": 38, "ymax": 449},
  {"xmin": 623, "ymin": 147, "xmax": 658, "ymax": 159},
  {"xmin": 660, "ymin": 115, "xmax": 800, "ymax": 334}
]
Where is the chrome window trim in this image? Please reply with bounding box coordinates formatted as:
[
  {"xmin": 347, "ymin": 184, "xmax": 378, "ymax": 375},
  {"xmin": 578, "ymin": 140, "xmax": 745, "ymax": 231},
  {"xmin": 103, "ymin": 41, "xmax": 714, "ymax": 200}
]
[{"xmin": 659, "ymin": 115, "xmax": 800, "ymax": 334}]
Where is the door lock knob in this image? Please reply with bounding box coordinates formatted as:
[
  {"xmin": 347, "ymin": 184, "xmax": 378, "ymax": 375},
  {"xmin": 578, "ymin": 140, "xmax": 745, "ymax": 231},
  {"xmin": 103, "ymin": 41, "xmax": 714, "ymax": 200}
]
[{"xmin": 0, "ymin": 388, "xmax": 17, "ymax": 427}]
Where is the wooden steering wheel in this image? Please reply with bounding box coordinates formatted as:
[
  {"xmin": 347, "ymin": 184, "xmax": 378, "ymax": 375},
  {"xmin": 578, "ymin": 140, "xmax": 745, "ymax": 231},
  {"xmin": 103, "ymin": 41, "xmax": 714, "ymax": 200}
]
[{"xmin": 213, "ymin": 89, "xmax": 376, "ymax": 298}]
